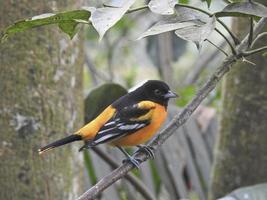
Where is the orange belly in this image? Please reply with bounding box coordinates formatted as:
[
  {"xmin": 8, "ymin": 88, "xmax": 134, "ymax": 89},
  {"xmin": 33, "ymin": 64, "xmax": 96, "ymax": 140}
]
[{"xmin": 110, "ymin": 104, "xmax": 167, "ymax": 146}]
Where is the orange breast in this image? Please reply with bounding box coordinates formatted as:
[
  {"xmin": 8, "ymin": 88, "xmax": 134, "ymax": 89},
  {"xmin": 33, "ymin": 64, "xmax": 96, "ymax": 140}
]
[{"xmin": 111, "ymin": 104, "xmax": 167, "ymax": 147}]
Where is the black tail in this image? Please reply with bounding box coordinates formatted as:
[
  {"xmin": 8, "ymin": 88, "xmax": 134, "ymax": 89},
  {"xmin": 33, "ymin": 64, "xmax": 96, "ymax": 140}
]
[{"xmin": 38, "ymin": 134, "xmax": 82, "ymax": 155}]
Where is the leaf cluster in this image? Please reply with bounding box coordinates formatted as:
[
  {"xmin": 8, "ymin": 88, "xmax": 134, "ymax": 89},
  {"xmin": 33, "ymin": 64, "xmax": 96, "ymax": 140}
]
[{"xmin": 1, "ymin": 0, "xmax": 267, "ymax": 53}]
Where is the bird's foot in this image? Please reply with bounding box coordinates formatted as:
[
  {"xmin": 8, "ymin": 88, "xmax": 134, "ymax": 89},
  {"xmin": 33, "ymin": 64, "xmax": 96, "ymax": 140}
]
[
  {"xmin": 122, "ymin": 156, "xmax": 142, "ymax": 169},
  {"xmin": 134, "ymin": 145, "xmax": 155, "ymax": 159}
]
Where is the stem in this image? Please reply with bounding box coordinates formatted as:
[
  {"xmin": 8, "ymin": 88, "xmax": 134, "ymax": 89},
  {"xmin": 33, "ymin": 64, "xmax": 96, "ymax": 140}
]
[
  {"xmin": 127, "ymin": 5, "xmax": 148, "ymax": 14},
  {"xmin": 241, "ymin": 57, "xmax": 256, "ymax": 66},
  {"xmin": 102, "ymin": 4, "xmax": 120, "ymax": 8},
  {"xmin": 126, "ymin": 4, "xmax": 240, "ymax": 50},
  {"xmin": 215, "ymin": 28, "xmax": 237, "ymax": 55},
  {"xmin": 248, "ymin": 17, "xmax": 254, "ymax": 47},
  {"xmin": 175, "ymin": 3, "xmax": 240, "ymax": 45},
  {"xmin": 102, "ymin": 4, "xmax": 148, "ymax": 13},
  {"xmin": 251, "ymin": 32, "xmax": 267, "ymax": 47},
  {"xmin": 102, "ymin": 4, "xmax": 149, "ymax": 13},
  {"xmin": 205, "ymin": 39, "xmax": 229, "ymax": 57},
  {"xmin": 241, "ymin": 46, "xmax": 267, "ymax": 57},
  {"xmin": 218, "ymin": 20, "xmax": 240, "ymax": 45},
  {"xmin": 125, "ymin": 3, "xmax": 240, "ymax": 45},
  {"xmin": 238, "ymin": 18, "xmax": 267, "ymax": 50}
]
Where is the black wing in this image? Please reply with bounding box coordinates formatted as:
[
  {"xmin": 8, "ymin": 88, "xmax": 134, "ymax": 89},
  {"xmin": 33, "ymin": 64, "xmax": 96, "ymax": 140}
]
[{"xmin": 90, "ymin": 104, "xmax": 152, "ymax": 146}]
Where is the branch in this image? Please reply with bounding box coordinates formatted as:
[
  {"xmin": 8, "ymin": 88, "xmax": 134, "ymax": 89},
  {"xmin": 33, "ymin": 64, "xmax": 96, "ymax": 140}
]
[
  {"xmin": 91, "ymin": 147, "xmax": 156, "ymax": 200},
  {"xmin": 125, "ymin": 3, "xmax": 240, "ymax": 46},
  {"xmin": 241, "ymin": 46, "xmax": 267, "ymax": 57},
  {"xmin": 238, "ymin": 18, "xmax": 267, "ymax": 50},
  {"xmin": 215, "ymin": 28, "xmax": 237, "ymax": 55},
  {"xmin": 76, "ymin": 18, "xmax": 267, "ymax": 200},
  {"xmin": 251, "ymin": 32, "xmax": 267, "ymax": 47},
  {"xmin": 78, "ymin": 57, "xmax": 236, "ymax": 200}
]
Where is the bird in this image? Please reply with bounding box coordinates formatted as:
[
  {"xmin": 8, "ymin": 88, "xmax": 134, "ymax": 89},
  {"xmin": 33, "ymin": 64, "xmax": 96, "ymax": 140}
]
[{"xmin": 38, "ymin": 80, "xmax": 178, "ymax": 167}]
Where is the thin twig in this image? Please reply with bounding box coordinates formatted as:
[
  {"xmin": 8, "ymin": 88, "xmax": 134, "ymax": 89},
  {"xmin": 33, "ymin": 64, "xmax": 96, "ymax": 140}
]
[
  {"xmin": 91, "ymin": 147, "xmax": 156, "ymax": 200},
  {"xmin": 127, "ymin": 5, "xmax": 149, "ymax": 14},
  {"xmin": 248, "ymin": 17, "xmax": 254, "ymax": 47},
  {"xmin": 76, "ymin": 17, "xmax": 267, "ymax": 200},
  {"xmin": 125, "ymin": 4, "xmax": 240, "ymax": 45},
  {"xmin": 175, "ymin": 3, "xmax": 240, "ymax": 45},
  {"xmin": 102, "ymin": 3, "xmax": 148, "ymax": 13},
  {"xmin": 215, "ymin": 28, "xmax": 237, "ymax": 55},
  {"xmin": 205, "ymin": 39, "xmax": 229, "ymax": 57},
  {"xmin": 251, "ymin": 32, "xmax": 267, "ymax": 47},
  {"xmin": 241, "ymin": 57, "xmax": 256, "ymax": 66},
  {"xmin": 102, "ymin": 4, "xmax": 120, "ymax": 8},
  {"xmin": 238, "ymin": 18, "xmax": 267, "ymax": 50},
  {"xmin": 241, "ymin": 46, "xmax": 267, "ymax": 57}
]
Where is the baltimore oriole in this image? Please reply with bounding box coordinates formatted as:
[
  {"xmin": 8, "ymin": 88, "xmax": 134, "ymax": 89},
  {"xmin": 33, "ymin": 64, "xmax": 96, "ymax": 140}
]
[{"xmin": 38, "ymin": 80, "xmax": 178, "ymax": 167}]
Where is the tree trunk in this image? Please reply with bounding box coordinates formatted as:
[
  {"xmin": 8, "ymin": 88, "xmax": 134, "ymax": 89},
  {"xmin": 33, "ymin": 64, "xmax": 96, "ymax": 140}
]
[
  {"xmin": 0, "ymin": 1, "xmax": 84, "ymax": 199},
  {"xmin": 209, "ymin": 1, "xmax": 267, "ymax": 199}
]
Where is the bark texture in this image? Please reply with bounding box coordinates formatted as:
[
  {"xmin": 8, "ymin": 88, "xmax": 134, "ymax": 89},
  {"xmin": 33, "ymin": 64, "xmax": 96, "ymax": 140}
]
[
  {"xmin": 210, "ymin": 2, "xmax": 267, "ymax": 198},
  {"xmin": 0, "ymin": 1, "xmax": 84, "ymax": 199}
]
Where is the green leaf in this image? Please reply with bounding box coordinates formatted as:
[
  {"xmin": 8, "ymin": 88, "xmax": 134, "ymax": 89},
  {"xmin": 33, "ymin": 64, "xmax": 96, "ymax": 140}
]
[
  {"xmin": 84, "ymin": 83, "xmax": 127, "ymax": 122},
  {"xmin": 215, "ymin": 1, "xmax": 267, "ymax": 18},
  {"xmin": 58, "ymin": 22, "xmax": 78, "ymax": 39},
  {"xmin": 179, "ymin": 0, "xmax": 189, "ymax": 4},
  {"xmin": 1, "ymin": 9, "xmax": 91, "ymax": 41},
  {"xmin": 176, "ymin": 85, "xmax": 196, "ymax": 107}
]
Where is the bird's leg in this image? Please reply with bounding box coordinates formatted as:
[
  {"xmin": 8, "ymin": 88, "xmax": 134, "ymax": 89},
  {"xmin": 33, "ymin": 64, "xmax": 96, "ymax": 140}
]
[
  {"xmin": 134, "ymin": 144, "xmax": 155, "ymax": 159},
  {"xmin": 116, "ymin": 146, "xmax": 141, "ymax": 169}
]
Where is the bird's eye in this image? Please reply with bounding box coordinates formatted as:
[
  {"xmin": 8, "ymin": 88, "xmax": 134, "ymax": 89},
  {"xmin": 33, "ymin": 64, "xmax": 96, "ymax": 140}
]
[{"xmin": 154, "ymin": 89, "xmax": 161, "ymax": 95}]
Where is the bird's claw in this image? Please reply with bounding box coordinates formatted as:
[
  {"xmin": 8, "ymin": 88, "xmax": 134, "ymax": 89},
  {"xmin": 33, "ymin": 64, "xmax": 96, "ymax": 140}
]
[
  {"xmin": 135, "ymin": 145, "xmax": 155, "ymax": 159},
  {"xmin": 122, "ymin": 156, "xmax": 142, "ymax": 169}
]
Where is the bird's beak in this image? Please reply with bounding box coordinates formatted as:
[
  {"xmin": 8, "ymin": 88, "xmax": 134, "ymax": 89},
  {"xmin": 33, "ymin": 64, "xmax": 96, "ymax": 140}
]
[{"xmin": 164, "ymin": 90, "xmax": 179, "ymax": 99}]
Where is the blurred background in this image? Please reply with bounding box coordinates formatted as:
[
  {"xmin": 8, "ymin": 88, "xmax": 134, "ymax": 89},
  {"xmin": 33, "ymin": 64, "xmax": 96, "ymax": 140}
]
[{"xmin": 0, "ymin": 0, "xmax": 267, "ymax": 200}]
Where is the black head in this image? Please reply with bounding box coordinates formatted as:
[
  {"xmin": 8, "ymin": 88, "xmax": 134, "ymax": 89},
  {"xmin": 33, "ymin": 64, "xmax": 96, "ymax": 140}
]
[{"xmin": 132, "ymin": 80, "xmax": 178, "ymax": 107}]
